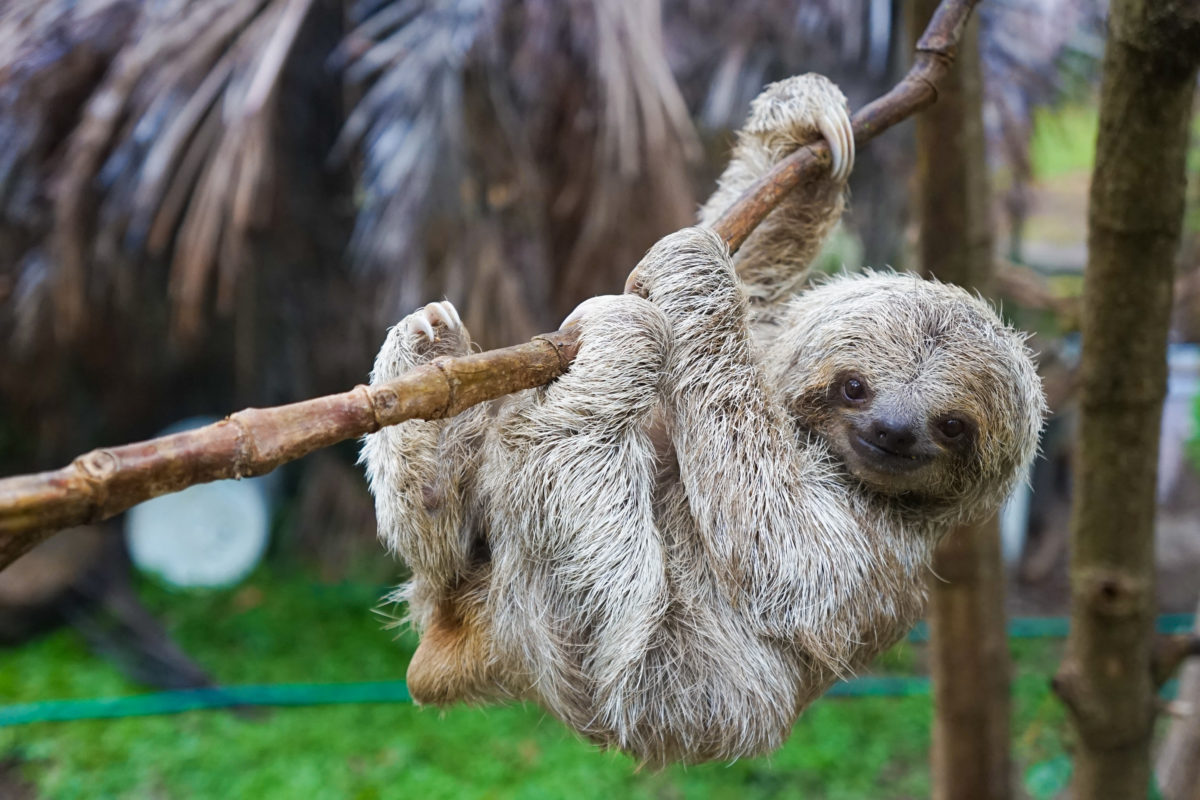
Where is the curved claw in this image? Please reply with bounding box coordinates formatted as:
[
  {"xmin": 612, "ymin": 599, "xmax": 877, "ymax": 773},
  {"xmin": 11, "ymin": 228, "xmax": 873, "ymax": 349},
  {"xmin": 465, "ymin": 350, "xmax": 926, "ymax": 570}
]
[
  {"xmin": 425, "ymin": 301, "xmax": 462, "ymax": 330},
  {"xmin": 842, "ymin": 110, "xmax": 856, "ymax": 181},
  {"xmin": 406, "ymin": 312, "xmax": 436, "ymax": 341},
  {"xmin": 623, "ymin": 267, "xmax": 646, "ymax": 297},
  {"xmin": 404, "ymin": 300, "xmax": 463, "ymax": 341},
  {"xmin": 817, "ymin": 108, "xmax": 855, "ymax": 183}
]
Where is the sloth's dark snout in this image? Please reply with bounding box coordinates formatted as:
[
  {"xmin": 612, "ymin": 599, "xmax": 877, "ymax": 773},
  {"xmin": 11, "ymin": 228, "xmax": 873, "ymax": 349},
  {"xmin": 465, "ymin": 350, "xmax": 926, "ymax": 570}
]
[
  {"xmin": 847, "ymin": 411, "xmax": 933, "ymax": 474},
  {"xmin": 868, "ymin": 415, "xmax": 919, "ymax": 455}
]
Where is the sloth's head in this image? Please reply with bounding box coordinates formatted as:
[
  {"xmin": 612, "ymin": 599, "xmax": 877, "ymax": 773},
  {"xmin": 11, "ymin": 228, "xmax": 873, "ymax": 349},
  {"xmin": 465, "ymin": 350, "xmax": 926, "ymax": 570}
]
[{"xmin": 766, "ymin": 272, "xmax": 1045, "ymax": 518}]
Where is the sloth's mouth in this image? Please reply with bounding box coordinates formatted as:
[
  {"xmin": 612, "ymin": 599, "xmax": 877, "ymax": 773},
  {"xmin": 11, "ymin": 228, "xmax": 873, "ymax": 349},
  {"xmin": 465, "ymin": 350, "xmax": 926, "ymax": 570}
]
[{"xmin": 850, "ymin": 435, "xmax": 933, "ymax": 473}]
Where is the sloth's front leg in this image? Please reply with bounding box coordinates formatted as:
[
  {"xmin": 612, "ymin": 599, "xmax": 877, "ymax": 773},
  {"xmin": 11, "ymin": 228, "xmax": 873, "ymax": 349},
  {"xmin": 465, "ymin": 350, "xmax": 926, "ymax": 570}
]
[
  {"xmin": 363, "ymin": 301, "xmax": 476, "ymax": 580},
  {"xmin": 699, "ymin": 73, "xmax": 855, "ymax": 308},
  {"xmin": 637, "ymin": 227, "xmax": 860, "ymax": 662},
  {"xmin": 481, "ymin": 294, "xmax": 673, "ymax": 729}
]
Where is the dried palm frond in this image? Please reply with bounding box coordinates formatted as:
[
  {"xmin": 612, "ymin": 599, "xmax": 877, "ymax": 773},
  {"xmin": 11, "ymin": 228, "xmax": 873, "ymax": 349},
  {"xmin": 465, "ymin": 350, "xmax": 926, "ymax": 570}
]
[
  {"xmin": 333, "ymin": 0, "xmax": 699, "ymax": 345},
  {"xmin": 0, "ymin": 1, "xmax": 132, "ymax": 217},
  {"xmin": 0, "ymin": 0, "xmax": 140, "ymax": 352},
  {"xmin": 0, "ymin": 0, "xmax": 321, "ymax": 344}
]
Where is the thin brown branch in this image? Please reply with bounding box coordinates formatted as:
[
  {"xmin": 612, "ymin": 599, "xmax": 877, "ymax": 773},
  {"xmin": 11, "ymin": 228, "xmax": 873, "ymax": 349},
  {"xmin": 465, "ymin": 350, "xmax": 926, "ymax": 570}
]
[
  {"xmin": 993, "ymin": 258, "xmax": 1081, "ymax": 325},
  {"xmin": 1154, "ymin": 634, "xmax": 1200, "ymax": 689},
  {"xmin": 0, "ymin": 0, "xmax": 981, "ymax": 570}
]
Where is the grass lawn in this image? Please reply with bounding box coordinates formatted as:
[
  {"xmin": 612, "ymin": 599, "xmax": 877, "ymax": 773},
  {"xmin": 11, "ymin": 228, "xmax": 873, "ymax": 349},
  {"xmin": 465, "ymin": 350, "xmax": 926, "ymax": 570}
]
[{"xmin": 1, "ymin": 567, "xmax": 1073, "ymax": 799}]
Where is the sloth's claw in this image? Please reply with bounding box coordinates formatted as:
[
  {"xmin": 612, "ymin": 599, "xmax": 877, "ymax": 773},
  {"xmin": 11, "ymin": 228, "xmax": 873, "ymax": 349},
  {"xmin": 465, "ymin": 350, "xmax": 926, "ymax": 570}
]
[
  {"xmin": 407, "ymin": 313, "xmax": 435, "ymax": 342},
  {"xmin": 747, "ymin": 74, "xmax": 854, "ymax": 183},
  {"xmin": 424, "ymin": 301, "xmax": 460, "ymax": 331},
  {"xmin": 436, "ymin": 299, "xmax": 463, "ymax": 328},
  {"xmin": 561, "ymin": 299, "xmax": 595, "ymax": 330},
  {"xmin": 817, "ymin": 108, "xmax": 855, "ymax": 183},
  {"xmin": 405, "ymin": 300, "xmax": 462, "ymax": 342}
]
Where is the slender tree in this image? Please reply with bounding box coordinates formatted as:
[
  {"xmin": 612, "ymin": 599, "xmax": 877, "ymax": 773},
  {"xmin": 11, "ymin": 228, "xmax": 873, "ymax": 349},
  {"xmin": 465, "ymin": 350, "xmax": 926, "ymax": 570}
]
[
  {"xmin": 1051, "ymin": 2, "xmax": 1200, "ymax": 797},
  {"xmin": 908, "ymin": 3, "xmax": 1011, "ymax": 797}
]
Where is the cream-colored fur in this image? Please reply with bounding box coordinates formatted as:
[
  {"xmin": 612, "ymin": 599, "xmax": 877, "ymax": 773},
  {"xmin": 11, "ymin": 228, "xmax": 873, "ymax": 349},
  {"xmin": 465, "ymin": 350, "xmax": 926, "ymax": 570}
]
[
  {"xmin": 361, "ymin": 75, "xmax": 1045, "ymax": 765},
  {"xmin": 699, "ymin": 74, "xmax": 853, "ymax": 312}
]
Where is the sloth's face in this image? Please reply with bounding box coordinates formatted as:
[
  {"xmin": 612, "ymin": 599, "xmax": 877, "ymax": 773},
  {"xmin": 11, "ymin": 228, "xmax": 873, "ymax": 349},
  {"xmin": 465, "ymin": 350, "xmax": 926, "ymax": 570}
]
[
  {"xmin": 817, "ymin": 370, "xmax": 981, "ymax": 498},
  {"xmin": 767, "ymin": 273, "xmax": 1045, "ymax": 515}
]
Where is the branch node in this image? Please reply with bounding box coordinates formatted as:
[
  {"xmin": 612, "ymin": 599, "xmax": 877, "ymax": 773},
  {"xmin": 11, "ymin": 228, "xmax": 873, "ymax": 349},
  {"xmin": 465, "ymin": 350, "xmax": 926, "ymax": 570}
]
[
  {"xmin": 352, "ymin": 384, "xmax": 379, "ymax": 432},
  {"xmin": 429, "ymin": 359, "xmax": 457, "ymax": 418},
  {"xmin": 1076, "ymin": 567, "xmax": 1150, "ymax": 619},
  {"xmin": 72, "ymin": 449, "xmax": 116, "ymax": 518},
  {"xmin": 226, "ymin": 416, "xmax": 257, "ymax": 479},
  {"xmin": 75, "ymin": 449, "xmax": 118, "ymax": 480},
  {"xmin": 1051, "ymin": 668, "xmax": 1082, "ymax": 714},
  {"xmin": 366, "ymin": 383, "xmax": 402, "ymax": 426},
  {"xmin": 1153, "ymin": 634, "xmax": 1200, "ymax": 688},
  {"xmin": 532, "ymin": 330, "xmax": 580, "ymax": 371}
]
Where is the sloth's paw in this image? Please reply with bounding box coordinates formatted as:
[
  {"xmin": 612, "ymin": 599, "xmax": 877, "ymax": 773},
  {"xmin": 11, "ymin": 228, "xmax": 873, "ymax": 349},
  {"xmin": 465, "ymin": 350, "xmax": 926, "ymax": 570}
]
[
  {"xmin": 556, "ymin": 294, "xmax": 671, "ymax": 411},
  {"xmin": 372, "ymin": 301, "xmax": 469, "ymax": 383},
  {"xmin": 401, "ymin": 301, "xmax": 470, "ymax": 357},
  {"xmin": 745, "ymin": 74, "xmax": 854, "ymax": 182},
  {"xmin": 560, "ymin": 295, "xmax": 671, "ymax": 363}
]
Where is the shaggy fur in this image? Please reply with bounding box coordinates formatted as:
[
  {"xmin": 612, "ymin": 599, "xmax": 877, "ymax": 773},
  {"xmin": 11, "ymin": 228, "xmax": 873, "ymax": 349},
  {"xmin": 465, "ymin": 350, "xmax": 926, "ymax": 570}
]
[
  {"xmin": 361, "ymin": 75, "xmax": 1045, "ymax": 765},
  {"xmin": 698, "ymin": 74, "xmax": 853, "ymax": 312}
]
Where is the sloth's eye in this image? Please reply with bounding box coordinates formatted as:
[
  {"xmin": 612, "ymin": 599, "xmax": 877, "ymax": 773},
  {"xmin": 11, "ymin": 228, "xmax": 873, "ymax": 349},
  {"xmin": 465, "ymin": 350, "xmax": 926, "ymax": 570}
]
[
  {"xmin": 938, "ymin": 417, "xmax": 966, "ymax": 438},
  {"xmin": 842, "ymin": 377, "xmax": 867, "ymax": 402}
]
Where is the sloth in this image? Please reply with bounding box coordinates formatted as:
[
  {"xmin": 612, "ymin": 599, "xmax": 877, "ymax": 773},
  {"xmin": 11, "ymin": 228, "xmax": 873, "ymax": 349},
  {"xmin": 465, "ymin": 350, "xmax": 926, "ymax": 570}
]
[{"xmin": 362, "ymin": 75, "xmax": 1045, "ymax": 765}]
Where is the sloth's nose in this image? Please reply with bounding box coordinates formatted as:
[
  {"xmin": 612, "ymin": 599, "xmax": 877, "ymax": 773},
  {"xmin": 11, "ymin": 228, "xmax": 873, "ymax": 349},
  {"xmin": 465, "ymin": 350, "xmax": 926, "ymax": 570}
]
[{"xmin": 870, "ymin": 416, "xmax": 918, "ymax": 454}]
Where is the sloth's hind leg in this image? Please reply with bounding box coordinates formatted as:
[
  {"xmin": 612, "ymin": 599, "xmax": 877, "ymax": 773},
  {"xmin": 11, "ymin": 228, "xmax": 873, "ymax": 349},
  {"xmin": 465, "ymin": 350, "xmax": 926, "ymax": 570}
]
[{"xmin": 363, "ymin": 302, "xmax": 501, "ymax": 704}]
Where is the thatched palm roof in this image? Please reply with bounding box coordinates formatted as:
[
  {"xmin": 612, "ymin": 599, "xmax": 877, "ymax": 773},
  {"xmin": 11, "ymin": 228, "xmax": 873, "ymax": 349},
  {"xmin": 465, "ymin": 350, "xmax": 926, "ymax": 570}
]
[
  {"xmin": 1, "ymin": 0, "xmax": 334, "ymax": 345},
  {"xmin": 0, "ymin": 0, "xmax": 1102, "ymax": 346},
  {"xmin": 331, "ymin": 0, "xmax": 699, "ymax": 341},
  {"xmin": 0, "ymin": 0, "xmax": 1101, "ymax": 466},
  {"xmin": 0, "ymin": 0, "xmax": 703, "ymax": 356}
]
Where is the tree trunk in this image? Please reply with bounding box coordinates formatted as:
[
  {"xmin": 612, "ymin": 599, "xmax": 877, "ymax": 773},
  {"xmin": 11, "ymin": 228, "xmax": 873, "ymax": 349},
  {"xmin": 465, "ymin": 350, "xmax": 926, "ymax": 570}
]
[
  {"xmin": 928, "ymin": 514, "xmax": 1012, "ymax": 800},
  {"xmin": 1051, "ymin": 2, "xmax": 1200, "ymax": 798},
  {"xmin": 908, "ymin": 5, "xmax": 1011, "ymax": 798},
  {"xmin": 1157, "ymin": 596, "xmax": 1200, "ymax": 800}
]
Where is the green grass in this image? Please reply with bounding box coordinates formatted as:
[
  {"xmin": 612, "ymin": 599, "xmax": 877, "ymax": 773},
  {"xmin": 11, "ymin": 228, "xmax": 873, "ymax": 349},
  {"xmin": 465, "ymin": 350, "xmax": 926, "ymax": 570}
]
[{"xmin": 0, "ymin": 567, "xmax": 1071, "ymax": 799}]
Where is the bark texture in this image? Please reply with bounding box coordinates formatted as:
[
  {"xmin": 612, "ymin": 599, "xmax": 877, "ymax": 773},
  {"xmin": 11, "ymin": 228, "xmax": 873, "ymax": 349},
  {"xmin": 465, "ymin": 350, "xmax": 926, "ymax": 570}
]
[
  {"xmin": 1051, "ymin": 2, "xmax": 1200, "ymax": 797},
  {"xmin": 909, "ymin": 5, "xmax": 1011, "ymax": 798}
]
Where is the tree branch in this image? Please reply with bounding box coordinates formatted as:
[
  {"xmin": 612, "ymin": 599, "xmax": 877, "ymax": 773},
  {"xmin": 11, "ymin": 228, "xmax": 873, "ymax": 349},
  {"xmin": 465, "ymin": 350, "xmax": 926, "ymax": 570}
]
[
  {"xmin": 1154, "ymin": 634, "xmax": 1200, "ymax": 689},
  {"xmin": 0, "ymin": 0, "xmax": 981, "ymax": 570}
]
